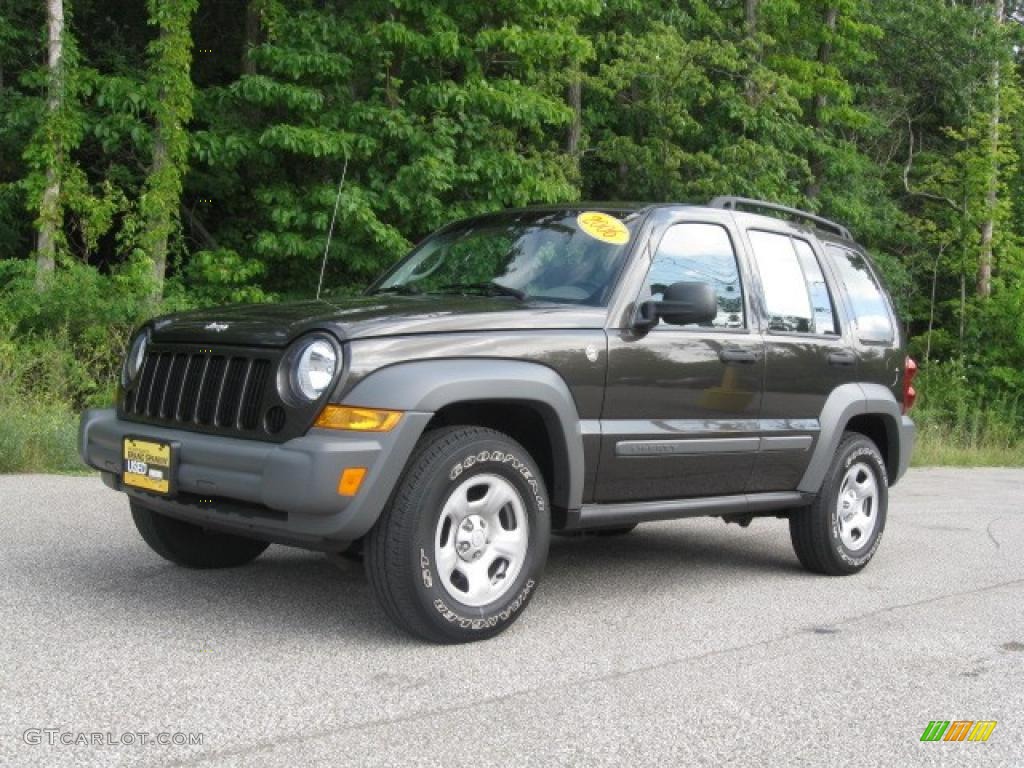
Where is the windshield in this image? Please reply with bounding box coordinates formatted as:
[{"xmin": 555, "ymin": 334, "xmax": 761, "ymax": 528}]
[{"xmin": 369, "ymin": 209, "xmax": 643, "ymax": 306}]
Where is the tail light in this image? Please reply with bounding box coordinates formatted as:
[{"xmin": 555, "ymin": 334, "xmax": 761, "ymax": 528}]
[{"xmin": 902, "ymin": 356, "xmax": 918, "ymax": 413}]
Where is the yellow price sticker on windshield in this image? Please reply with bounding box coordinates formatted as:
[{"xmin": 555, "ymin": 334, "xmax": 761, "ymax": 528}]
[{"xmin": 577, "ymin": 211, "xmax": 629, "ymax": 245}]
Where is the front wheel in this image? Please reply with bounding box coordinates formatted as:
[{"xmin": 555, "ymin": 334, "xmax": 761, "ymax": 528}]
[
  {"xmin": 130, "ymin": 500, "xmax": 269, "ymax": 568},
  {"xmin": 789, "ymin": 432, "xmax": 888, "ymax": 575},
  {"xmin": 365, "ymin": 426, "xmax": 550, "ymax": 643}
]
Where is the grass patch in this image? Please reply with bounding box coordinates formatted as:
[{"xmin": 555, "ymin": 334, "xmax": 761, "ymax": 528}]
[
  {"xmin": 0, "ymin": 398, "xmax": 84, "ymax": 474},
  {"xmin": 909, "ymin": 362, "xmax": 1024, "ymax": 467},
  {"xmin": 912, "ymin": 423, "xmax": 1024, "ymax": 467}
]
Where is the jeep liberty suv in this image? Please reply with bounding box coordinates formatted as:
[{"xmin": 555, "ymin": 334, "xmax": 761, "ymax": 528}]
[{"xmin": 79, "ymin": 197, "xmax": 917, "ymax": 643}]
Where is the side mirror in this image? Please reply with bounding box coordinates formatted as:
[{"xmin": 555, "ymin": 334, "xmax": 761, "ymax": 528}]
[{"xmin": 634, "ymin": 281, "xmax": 717, "ymax": 330}]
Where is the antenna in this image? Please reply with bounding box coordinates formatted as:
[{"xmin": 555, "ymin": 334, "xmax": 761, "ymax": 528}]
[{"xmin": 316, "ymin": 154, "xmax": 349, "ymax": 301}]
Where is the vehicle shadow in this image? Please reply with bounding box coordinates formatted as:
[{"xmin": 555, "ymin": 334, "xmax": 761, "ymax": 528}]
[
  {"xmin": 61, "ymin": 522, "xmax": 799, "ymax": 646},
  {"xmin": 545, "ymin": 524, "xmax": 800, "ymax": 592}
]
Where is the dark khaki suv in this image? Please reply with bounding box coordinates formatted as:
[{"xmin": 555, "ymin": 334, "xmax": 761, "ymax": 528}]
[{"xmin": 80, "ymin": 197, "xmax": 917, "ymax": 643}]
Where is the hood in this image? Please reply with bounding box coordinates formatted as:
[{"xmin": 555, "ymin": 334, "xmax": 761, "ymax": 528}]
[{"xmin": 149, "ymin": 295, "xmax": 608, "ymax": 347}]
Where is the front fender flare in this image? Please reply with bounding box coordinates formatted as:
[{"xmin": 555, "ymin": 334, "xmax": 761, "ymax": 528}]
[{"xmin": 341, "ymin": 359, "xmax": 586, "ymax": 512}]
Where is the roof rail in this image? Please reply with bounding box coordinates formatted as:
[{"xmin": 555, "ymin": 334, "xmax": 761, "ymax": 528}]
[{"xmin": 708, "ymin": 196, "xmax": 852, "ymax": 240}]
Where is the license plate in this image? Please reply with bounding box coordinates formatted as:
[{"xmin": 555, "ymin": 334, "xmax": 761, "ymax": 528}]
[{"xmin": 122, "ymin": 437, "xmax": 177, "ymax": 495}]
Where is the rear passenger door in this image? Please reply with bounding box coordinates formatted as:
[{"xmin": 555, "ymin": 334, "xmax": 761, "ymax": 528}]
[{"xmin": 744, "ymin": 229, "xmax": 854, "ymax": 492}]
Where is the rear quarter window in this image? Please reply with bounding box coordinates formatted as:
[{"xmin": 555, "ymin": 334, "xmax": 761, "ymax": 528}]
[{"xmin": 825, "ymin": 245, "xmax": 894, "ymax": 344}]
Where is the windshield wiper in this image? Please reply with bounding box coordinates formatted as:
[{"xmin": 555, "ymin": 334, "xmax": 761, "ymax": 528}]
[
  {"xmin": 370, "ymin": 284, "xmax": 423, "ymax": 296},
  {"xmin": 436, "ymin": 281, "xmax": 526, "ymax": 301}
]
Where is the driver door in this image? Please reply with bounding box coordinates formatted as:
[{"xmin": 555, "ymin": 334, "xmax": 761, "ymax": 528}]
[{"xmin": 596, "ymin": 218, "xmax": 765, "ymax": 502}]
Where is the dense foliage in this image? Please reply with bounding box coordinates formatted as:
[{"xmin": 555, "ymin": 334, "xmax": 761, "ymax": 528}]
[{"xmin": 1, "ymin": 0, "xmax": 1022, "ymax": 469}]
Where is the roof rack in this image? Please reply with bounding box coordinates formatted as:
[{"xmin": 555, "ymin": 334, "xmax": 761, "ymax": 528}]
[{"xmin": 708, "ymin": 196, "xmax": 852, "ymax": 240}]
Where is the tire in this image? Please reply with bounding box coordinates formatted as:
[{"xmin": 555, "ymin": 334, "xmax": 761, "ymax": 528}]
[
  {"xmin": 365, "ymin": 426, "xmax": 550, "ymax": 643},
  {"xmin": 789, "ymin": 431, "xmax": 888, "ymax": 575},
  {"xmin": 130, "ymin": 500, "xmax": 270, "ymax": 569},
  {"xmin": 555, "ymin": 524, "xmax": 637, "ymax": 537}
]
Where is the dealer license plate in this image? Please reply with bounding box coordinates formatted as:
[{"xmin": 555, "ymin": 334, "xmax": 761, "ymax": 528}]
[{"xmin": 122, "ymin": 437, "xmax": 176, "ymax": 495}]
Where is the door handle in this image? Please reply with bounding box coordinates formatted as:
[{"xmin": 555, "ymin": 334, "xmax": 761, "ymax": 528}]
[
  {"xmin": 828, "ymin": 350, "xmax": 857, "ymax": 367},
  {"xmin": 719, "ymin": 347, "xmax": 757, "ymax": 364}
]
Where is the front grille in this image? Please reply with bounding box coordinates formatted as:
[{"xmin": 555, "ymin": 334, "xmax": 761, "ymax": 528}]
[{"xmin": 124, "ymin": 348, "xmax": 272, "ymax": 434}]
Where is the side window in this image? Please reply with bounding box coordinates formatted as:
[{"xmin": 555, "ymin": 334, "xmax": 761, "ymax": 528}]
[
  {"xmin": 748, "ymin": 231, "xmax": 839, "ymax": 336},
  {"xmin": 825, "ymin": 245, "xmax": 894, "ymax": 343},
  {"xmin": 792, "ymin": 239, "xmax": 838, "ymax": 335},
  {"xmin": 748, "ymin": 230, "xmax": 814, "ymax": 333},
  {"xmin": 644, "ymin": 223, "xmax": 744, "ymax": 329}
]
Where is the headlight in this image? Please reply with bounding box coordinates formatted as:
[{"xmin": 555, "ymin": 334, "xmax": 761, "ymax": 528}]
[
  {"xmin": 122, "ymin": 330, "xmax": 149, "ymax": 387},
  {"xmin": 292, "ymin": 338, "xmax": 337, "ymax": 401}
]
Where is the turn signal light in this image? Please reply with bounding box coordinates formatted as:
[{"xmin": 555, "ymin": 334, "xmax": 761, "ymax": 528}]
[
  {"xmin": 338, "ymin": 467, "xmax": 367, "ymax": 496},
  {"xmin": 314, "ymin": 405, "xmax": 402, "ymax": 432}
]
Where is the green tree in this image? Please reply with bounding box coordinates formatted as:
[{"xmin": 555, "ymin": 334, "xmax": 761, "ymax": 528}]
[
  {"xmin": 188, "ymin": 0, "xmax": 594, "ymax": 295},
  {"xmin": 28, "ymin": 0, "xmax": 70, "ymax": 288},
  {"xmin": 2, "ymin": 0, "xmax": 1024, "ymax": 459},
  {"xmin": 140, "ymin": 0, "xmax": 199, "ymax": 297}
]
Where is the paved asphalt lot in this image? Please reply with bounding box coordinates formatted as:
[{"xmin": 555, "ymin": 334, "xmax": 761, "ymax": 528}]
[{"xmin": 1, "ymin": 469, "xmax": 1022, "ymax": 768}]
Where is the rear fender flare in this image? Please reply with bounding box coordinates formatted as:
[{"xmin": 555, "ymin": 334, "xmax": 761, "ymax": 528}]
[{"xmin": 798, "ymin": 383, "xmax": 902, "ymax": 493}]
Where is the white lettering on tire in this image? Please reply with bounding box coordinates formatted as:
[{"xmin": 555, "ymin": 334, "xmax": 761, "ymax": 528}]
[
  {"xmin": 430, "ymin": 447, "xmax": 544, "ymax": 628},
  {"xmin": 432, "ymin": 580, "xmax": 536, "ymax": 629},
  {"xmin": 831, "ymin": 444, "xmax": 887, "ymax": 567},
  {"xmin": 447, "ymin": 450, "xmax": 545, "ymax": 512},
  {"xmin": 419, "ymin": 549, "xmax": 433, "ymax": 588}
]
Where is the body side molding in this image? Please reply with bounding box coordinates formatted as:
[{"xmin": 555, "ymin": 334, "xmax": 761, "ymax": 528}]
[
  {"xmin": 616, "ymin": 437, "xmax": 760, "ymax": 456},
  {"xmin": 615, "ymin": 434, "xmax": 814, "ymax": 457}
]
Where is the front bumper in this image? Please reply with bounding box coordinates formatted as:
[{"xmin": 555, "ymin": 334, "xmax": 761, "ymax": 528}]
[{"xmin": 79, "ymin": 408, "xmax": 432, "ymax": 547}]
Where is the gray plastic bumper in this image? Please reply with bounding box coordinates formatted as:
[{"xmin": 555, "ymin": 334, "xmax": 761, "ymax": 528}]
[
  {"xmin": 78, "ymin": 408, "xmax": 432, "ymax": 546},
  {"xmin": 896, "ymin": 415, "xmax": 916, "ymax": 484}
]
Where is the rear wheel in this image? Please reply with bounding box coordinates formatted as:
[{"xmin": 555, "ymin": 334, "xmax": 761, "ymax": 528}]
[
  {"xmin": 130, "ymin": 500, "xmax": 269, "ymax": 569},
  {"xmin": 789, "ymin": 432, "xmax": 888, "ymax": 575},
  {"xmin": 365, "ymin": 426, "xmax": 549, "ymax": 643}
]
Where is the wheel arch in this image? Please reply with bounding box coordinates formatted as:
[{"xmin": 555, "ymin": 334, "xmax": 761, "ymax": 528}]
[
  {"xmin": 798, "ymin": 383, "xmax": 903, "ymax": 493},
  {"xmin": 844, "ymin": 412, "xmax": 899, "ymax": 483},
  {"xmin": 340, "ymin": 359, "xmax": 585, "ymax": 513},
  {"xmin": 423, "ymin": 401, "xmax": 566, "ymax": 515}
]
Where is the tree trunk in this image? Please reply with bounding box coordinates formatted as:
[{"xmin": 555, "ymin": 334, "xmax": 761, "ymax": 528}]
[
  {"xmin": 35, "ymin": 0, "xmax": 65, "ymax": 290},
  {"xmin": 180, "ymin": 203, "xmax": 218, "ymax": 250},
  {"xmin": 977, "ymin": 0, "xmax": 1004, "ymax": 299},
  {"xmin": 148, "ymin": 129, "xmax": 170, "ymax": 288},
  {"xmin": 745, "ymin": 0, "xmax": 759, "ymax": 38},
  {"xmin": 242, "ymin": 0, "xmax": 261, "ymax": 75},
  {"xmin": 744, "ymin": 0, "xmax": 760, "ymax": 103},
  {"xmin": 141, "ymin": 0, "xmax": 199, "ymax": 299},
  {"xmin": 925, "ymin": 245, "xmax": 944, "ymax": 365},
  {"xmin": 566, "ymin": 77, "xmax": 582, "ymax": 157},
  {"xmin": 804, "ymin": 5, "xmax": 838, "ymax": 200}
]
